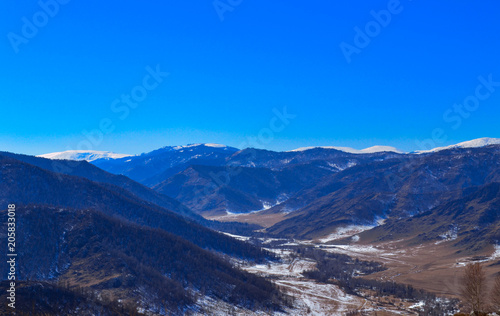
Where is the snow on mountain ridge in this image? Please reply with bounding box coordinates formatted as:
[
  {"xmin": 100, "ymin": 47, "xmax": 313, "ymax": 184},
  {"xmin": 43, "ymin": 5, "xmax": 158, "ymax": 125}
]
[
  {"xmin": 416, "ymin": 137, "xmax": 500, "ymax": 153},
  {"xmin": 290, "ymin": 138, "xmax": 500, "ymax": 155},
  {"xmin": 360, "ymin": 146, "xmax": 403, "ymax": 154},
  {"xmin": 38, "ymin": 150, "xmax": 132, "ymax": 162},
  {"xmin": 172, "ymin": 143, "xmax": 230, "ymax": 150},
  {"xmin": 289, "ymin": 145, "xmax": 403, "ymax": 154},
  {"xmin": 37, "ymin": 138, "xmax": 499, "ymax": 162}
]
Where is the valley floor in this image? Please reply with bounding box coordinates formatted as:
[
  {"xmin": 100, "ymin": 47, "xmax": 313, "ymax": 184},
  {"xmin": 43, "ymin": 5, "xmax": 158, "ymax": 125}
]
[
  {"xmin": 241, "ymin": 253, "xmax": 414, "ymax": 315},
  {"xmin": 208, "ymin": 229, "xmax": 500, "ymax": 315},
  {"xmin": 200, "ymin": 237, "xmax": 426, "ymax": 315}
]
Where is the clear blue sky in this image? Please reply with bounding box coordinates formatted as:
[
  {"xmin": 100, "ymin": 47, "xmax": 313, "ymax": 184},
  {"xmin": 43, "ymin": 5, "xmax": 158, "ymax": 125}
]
[{"xmin": 1, "ymin": 0, "xmax": 499, "ymax": 155}]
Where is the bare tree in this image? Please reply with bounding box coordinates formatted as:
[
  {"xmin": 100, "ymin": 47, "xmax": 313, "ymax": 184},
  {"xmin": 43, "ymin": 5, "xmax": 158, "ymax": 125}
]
[
  {"xmin": 461, "ymin": 262, "xmax": 486, "ymax": 314},
  {"xmin": 491, "ymin": 273, "xmax": 500, "ymax": 312}
]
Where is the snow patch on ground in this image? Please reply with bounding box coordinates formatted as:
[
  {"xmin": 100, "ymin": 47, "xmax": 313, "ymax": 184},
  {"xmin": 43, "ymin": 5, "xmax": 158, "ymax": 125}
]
[
  {"xmin": 220, "ymin": 232, "xmax": 251, "ymax": 241},
  {"xmin": 492, "ymin": 245, "xmax": 500, "ymax": 259},
  {"xmin": 244, "ymin": 258, "xmax": 316, "ymax": 278},
  {"xmin": 317, "ymin": 218, "xmax": 385, "ymax": 243},
  {"xmin": 261, "ymin": 202, "xmax": 273, "ymax": 210},
  {"xmin": 325, "ymin": 161, "xmax": 358, "ymax": 172},
  {"xmin": 322, "ymin": 244, "xmax": 383, "ymax": 254},
  {"xmin": 229, "ymin": 195, "xmax": 290, "ymax": 214},
  {"xmin": 277, "ymin": 280, "xmax": 360, "ymax": 316},
  {"xmin": 436, "ymin": 225, "xmax": 459, "ymax": 244},
  {"xmin": 242, "ymin": 257, "xmax": 365, "ymax": 315},
  {"xmin": 408, "ymin": 300, "xmax": 425, "ymax": 310},
  {"xmin": 455, "ymin": 244, "xmax": 500, "ymax": 267},
  {"xmin": 194, "ymin": 295, "xmax": 270, "ymax": 315},
  {"xmin": 318, "ymin": 225, "xmax": 376, "ymax": 243},
  {"xmin": 492, "ymin": 244, "xmax": 500, "ymax": 259}
]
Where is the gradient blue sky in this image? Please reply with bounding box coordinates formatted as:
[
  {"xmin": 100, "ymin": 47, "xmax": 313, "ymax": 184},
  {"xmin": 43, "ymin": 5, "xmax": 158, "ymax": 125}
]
[{"xmin": 1, "ymin": 0, "xmax": 499, "ymax": 155}]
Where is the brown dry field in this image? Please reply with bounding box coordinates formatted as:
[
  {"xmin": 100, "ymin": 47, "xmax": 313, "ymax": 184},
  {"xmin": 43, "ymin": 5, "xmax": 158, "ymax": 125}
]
[
  {"xmin": 207, "ymin": 214, "xmax": 500, "ymax": 297},
  {"xmin": 205, "ymin": 213, "xmax": 500, "ymax": 302},
  {"xmin": 205, "ymin": 211, "xmax": 287, "ymax": 227},
  {"xmin": 328, "ymin": 239, "xmax": 500, "ymax": 298}
]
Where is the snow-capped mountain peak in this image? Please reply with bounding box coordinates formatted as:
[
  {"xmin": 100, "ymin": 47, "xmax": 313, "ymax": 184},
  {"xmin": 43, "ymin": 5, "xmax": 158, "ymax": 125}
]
[
  {"xmin": 359, "ymin": 146, "xmax": 403, "ymax": 154},
  {"xmin": 289, "ymin": 145, "xmax": 402, "ymax": 154},
  {"xmin": 416, "ymin": 137, "xmax": 500, "ymax": 154},
  {"xmin": 172, "ymin": 143, "xmax": 231, "ymax": 150},
  {"xmin": 38, "ymin": 150, "xmax": 132, "ymax": 162}
]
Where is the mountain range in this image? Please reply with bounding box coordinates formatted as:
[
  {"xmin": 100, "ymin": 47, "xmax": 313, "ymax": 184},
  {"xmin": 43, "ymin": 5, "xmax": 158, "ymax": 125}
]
[
  {"xmin": 0, "ymin": 152, "xmax": 286, "ymax": 314},
  {"xmin": 2, "ymin": 137, "xmax": 499, "ymax": 313},
  {"xmin": 38, "ymin": 139, "xmax": 500, "ymax": 242}
]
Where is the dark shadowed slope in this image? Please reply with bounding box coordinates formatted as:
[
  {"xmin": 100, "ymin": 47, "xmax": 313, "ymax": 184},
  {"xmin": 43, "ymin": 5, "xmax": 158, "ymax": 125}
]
[
  {"xmin": 153, "ymin": 163, "xmax": 334, "ymax": 216},
  {"xmin": 266, "ymin": 145, "xmax": 500, "ymax": 238},
  {"xmin": 0, "ymin": 151, "xmax": 262, "ymax": 235},
  {"xmin": 0, "ymin": 155, "xmax": 272, "ymax": 261},
  {"xmin": 0, "ymin": 206, "xmax": 288, "ymax": 314},
  {"xmin": 152, "ymin": 148, "xmax": 402, "ymax": 216},
  {"xmin": 92, "ymin": 144, "xmax": 239, "ymax": 186},
  {"xmin": 358, "ymin": 182, "xmax": 500, "ymax": 253},
  {"xmin": 0, "ymin": 151, "xmax": 201, "ymax": 220}
]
